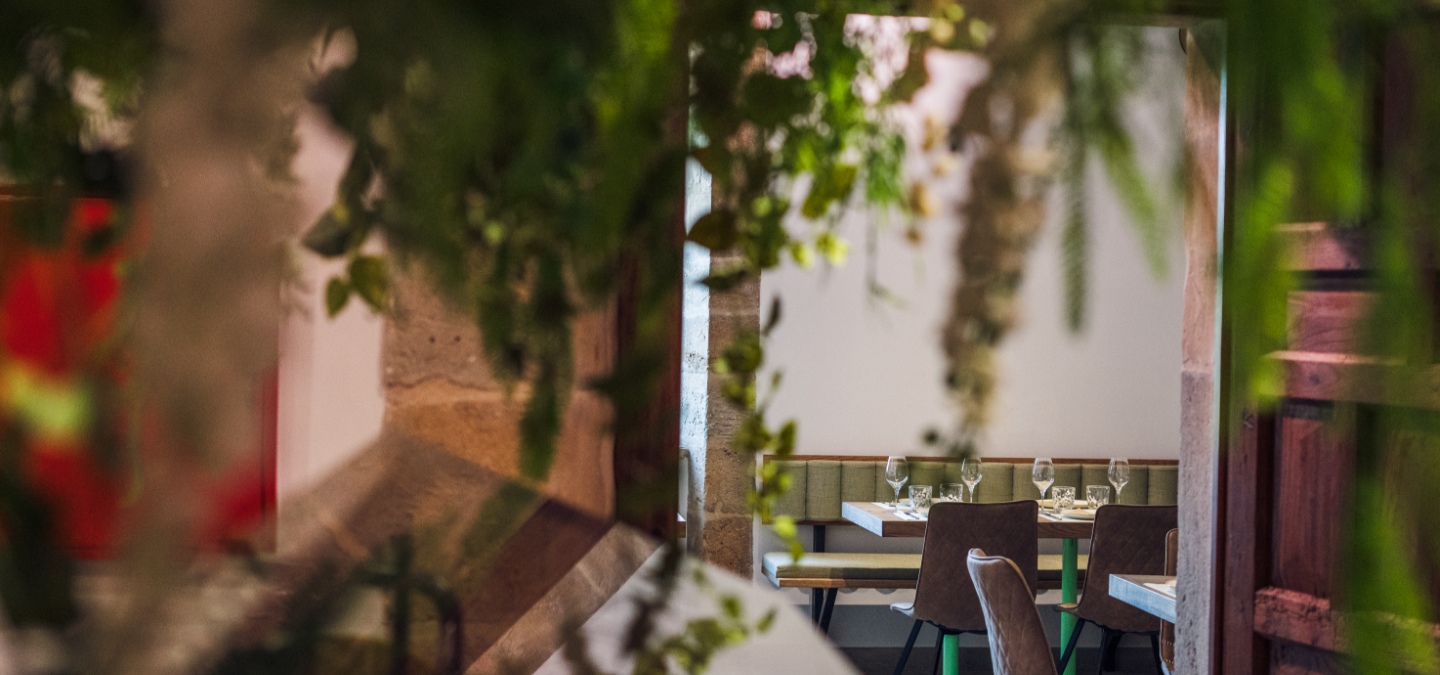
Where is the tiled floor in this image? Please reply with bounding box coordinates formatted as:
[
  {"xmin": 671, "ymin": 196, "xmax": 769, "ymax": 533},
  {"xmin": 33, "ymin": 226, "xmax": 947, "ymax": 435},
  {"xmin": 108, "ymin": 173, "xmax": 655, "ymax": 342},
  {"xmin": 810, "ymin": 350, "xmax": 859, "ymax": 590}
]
[{"xmin": 839, "ymin": 647, "xmax": 1162, "ymax": 675}]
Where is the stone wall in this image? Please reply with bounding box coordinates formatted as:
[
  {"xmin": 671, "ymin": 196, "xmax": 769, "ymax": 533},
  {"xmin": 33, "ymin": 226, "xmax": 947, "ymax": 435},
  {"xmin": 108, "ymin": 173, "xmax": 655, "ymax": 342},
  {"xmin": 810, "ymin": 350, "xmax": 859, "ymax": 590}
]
[
  {"xmin": 381, "ymin": 269, "xmax": 616, "ymax": 519},
  {"xmin": 686, "ymin": 249, "xmax": 758, "ymax": 576}
]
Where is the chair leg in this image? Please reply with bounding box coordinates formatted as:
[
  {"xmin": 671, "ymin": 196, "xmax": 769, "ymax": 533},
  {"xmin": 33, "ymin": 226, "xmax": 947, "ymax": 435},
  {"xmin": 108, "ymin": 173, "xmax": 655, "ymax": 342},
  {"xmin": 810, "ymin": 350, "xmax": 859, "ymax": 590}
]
[
  {"xmin": 818, "ymin": 589, "xmax": 838, "ymax": 634},
  {"xmin": 1094, "ymin": 628, "xmax": 1115, "ymax": 675},
  {"xmin": 893, "ymin": 620, "xmax": 923, "ymax": 675},
  {"xmin": 1150, "ymin": 634, "xmax": 1165, "ymax": 675},
  {"xmin": 1100, "ymin": 629, "xmax": 1121, "ymax": 671},
  {"xmin": 1055, "ymin": 619, "xmax": 1086, "ymax": 674},
  {"xmin": 930, "ymin": 628, "xmax": 944, "ymax": 675},
  {"xmin": 810, "ymin": 589, "xmax": 823, "ymax": 623}
]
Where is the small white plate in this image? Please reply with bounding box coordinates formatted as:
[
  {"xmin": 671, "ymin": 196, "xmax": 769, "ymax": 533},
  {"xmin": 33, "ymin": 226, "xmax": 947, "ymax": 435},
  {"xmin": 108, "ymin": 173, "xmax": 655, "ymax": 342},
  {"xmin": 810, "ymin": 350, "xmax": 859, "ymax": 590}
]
[{"xmin": 1061, "ymin": 508, "xmax": 1096, "ymax": 520}]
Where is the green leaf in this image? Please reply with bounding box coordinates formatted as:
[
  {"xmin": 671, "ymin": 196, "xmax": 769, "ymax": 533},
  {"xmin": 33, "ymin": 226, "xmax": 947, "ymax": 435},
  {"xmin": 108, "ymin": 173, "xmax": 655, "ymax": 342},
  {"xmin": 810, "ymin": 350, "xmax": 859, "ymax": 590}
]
[
  {"xmin": 762, "ymin": 296, "xmax": 782, "ymax": 336},
  {"xmin": 348, "ymin": 255, "xmax": 390, "ymax": 312},
  {"xmin": 302, "ymin": 204, "xmax": 356, "ymax": 258},
  {"xmin": 756, "ymin": 609, "xmax": 777, "ymax": 634},
  {"xmin": 325, "ymin": 277, "xmax": 352, "ymax": 317},
  {"xmin": 743, "ymin": 73, "xmax": 810, "ymax": 127},
  {"xmin": 687, "ymin": 210, "xmax": 739, "ymax": 250},
  {"xmin": 701, "ymin": 266, "xmax": 751, "ymax": 291},
  {"xmin": 814, "ymin": 232, "xmax": 849, "ymax": 266}
]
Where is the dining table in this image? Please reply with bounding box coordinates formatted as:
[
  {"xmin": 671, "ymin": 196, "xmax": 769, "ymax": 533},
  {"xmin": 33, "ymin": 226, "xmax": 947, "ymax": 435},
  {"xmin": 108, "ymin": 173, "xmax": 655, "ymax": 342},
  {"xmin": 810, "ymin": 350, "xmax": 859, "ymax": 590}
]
[
  {"xmin": 1108, "ymin": 574, "xmax": 1177, "ymax": 623},
  {"xmin": 841, "ymin": 501, "xmax": 1094, "ymax": 675}
]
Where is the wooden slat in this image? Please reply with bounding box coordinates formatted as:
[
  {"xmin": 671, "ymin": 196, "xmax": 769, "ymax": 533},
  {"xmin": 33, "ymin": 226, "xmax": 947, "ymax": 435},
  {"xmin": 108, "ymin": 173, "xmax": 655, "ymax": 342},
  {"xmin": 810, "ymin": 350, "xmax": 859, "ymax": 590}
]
[
  {"xmin": 1279, "ymin": 223, "xmax": 1368, "ymax": 273},
  {"xmin": 1272, "ymin": 406, "xmax": 1347, "ymax": 598},
  {"xmin": 1223, "ymin": 410, "xmax": 1275, "ymax": 675},
  {"xmin": 1274, "ymin": 351, "xmax": 1440, "ymax": 409},
  {"xmin": 1254, "ymin": 587, "xmax": 1337, "ymax": 651},
  {"xmin": 1287, "ymin": 291, "xmax": 1372, "ymax": 354}
]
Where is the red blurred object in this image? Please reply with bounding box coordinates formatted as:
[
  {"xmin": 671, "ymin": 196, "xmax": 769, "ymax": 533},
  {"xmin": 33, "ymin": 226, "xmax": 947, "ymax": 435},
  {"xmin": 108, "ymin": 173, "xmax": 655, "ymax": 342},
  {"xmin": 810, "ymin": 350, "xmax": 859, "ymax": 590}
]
[{"xmin": 0, "ymin": 195, "xmax": 276, "ymax": 557}]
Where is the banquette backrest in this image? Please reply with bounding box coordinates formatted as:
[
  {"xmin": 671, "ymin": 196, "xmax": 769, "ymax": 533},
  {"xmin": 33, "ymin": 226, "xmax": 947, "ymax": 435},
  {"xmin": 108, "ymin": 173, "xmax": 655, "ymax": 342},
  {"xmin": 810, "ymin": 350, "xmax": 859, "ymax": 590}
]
[{"xmin": 760, "ymin": 455, "xmax": 1179, "ymax": 523}]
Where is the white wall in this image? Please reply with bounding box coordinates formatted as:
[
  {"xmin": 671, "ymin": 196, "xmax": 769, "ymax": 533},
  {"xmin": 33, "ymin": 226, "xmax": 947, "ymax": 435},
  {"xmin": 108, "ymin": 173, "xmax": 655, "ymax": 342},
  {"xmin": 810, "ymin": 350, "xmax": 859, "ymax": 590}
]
[
  {"xmin": 276, "ymin": 108, "xmax": 385, "ymax": 509},
  {"xmin": 762, "ymin": 40, "xmax": 1185, "ymax": 463}
]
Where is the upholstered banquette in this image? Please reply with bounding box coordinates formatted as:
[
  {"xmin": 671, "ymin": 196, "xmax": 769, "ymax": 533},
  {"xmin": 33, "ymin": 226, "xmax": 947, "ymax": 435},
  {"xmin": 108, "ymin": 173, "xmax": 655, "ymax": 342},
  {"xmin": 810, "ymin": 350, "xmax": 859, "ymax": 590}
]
[{"xmin": 763, "ymin": 455, "xmax": 1179, "ymax": 523}]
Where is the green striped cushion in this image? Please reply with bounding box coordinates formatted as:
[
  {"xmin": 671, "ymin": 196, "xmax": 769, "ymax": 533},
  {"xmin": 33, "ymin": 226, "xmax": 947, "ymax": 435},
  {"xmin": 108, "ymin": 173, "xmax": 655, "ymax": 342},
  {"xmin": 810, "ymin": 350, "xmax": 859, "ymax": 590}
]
[
  {"xmin": 1147, "ymin": 465, "xmax": 1178, "ymax": 505},
  {"xmin": 771, "ymin": 461, "xmax": 807, "ymax": 519},
  {"xmin": 841, "ymin": 461, "xmax": 877, "ymax": 504},
  {"xmin": 1081, "ymin": 465, "xmax": 1109, "ymax": 498},
  {"xmin": 1052, "ymin": 464, "xmax": 1082, "ymax": 499},
  {"xmin": 806, "ymin": 461, "xmax": 842, "ymax": 520},
  {"xmin": 874, "ymin": 461, "xmax": 895, "ymax": 502},
  {"xmin": 907, "ymin": 461, "xmax": 946, "ymax": 498},
  {"xmin": 1013, "ymin": 467, "xmax": 1042, "ymax": 501},
  {"xmin": 1116, "ymin": 466, "xmax": 1149, "ymax": 505},
  {"xmin": 976, "ymin": 462, "xmax": 1014, "ymax": 502},
  {"xmin": 1038, "ymin": 554, "xmax": 1091, "ymax": 582}
]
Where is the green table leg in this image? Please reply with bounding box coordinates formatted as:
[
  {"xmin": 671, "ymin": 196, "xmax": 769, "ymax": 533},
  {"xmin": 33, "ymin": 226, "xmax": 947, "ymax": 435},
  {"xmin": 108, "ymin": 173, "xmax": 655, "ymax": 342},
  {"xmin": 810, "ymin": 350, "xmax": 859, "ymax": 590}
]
[
  {"xmin": 1060, "ymin": 538, "xmax": 1078, "ymax": 675},
  {"xmin": 943, "ymin": 633, "xmax": 959, "ymax": 675}
]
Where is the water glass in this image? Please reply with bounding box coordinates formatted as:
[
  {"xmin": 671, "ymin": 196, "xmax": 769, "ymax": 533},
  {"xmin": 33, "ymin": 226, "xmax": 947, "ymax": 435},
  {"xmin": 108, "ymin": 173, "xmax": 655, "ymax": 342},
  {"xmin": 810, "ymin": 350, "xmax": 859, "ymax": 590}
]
[
  {"xmin": 941, "ymin": 483, "xmax": 964, "ymax": 503},
  {"xmin": 1052, "ymin": 486, "xmax": 1076, "ymax": 514},
  {"xmin": 909, "ymin": 485, "xmax": 933, "ymax": 514},
  {"xmin": 1086, "ymin": 485, "xmax": 1111, "ymax": 509}
]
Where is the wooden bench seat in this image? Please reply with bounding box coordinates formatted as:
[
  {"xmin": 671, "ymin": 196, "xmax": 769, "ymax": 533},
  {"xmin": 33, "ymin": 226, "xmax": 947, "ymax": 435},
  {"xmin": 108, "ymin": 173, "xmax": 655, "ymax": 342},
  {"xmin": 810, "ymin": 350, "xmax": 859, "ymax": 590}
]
[
  {"xmin": 762, "ymin": 550, "xmax": 1091, "ymax": 633},
  {"xmin": 763, "ymin": 551, "xmax": 920, "ymax": 631}
]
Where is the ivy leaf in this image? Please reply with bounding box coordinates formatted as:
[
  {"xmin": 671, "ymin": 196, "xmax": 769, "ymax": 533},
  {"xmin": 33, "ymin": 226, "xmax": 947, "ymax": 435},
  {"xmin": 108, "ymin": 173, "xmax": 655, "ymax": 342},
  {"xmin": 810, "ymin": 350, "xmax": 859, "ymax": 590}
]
[
  {"xmin": 687, "ymin": 210, "xmax": 739, "ymax": 250},
  {"xmin": 348, "ymin": 255, "xmax": 390, "ymax": 311},
  {"xmin": 743, "ymin": 73, "xmax": 810, "ymax": 127},
  {"xmin": 756, "ymin": 609, "xmax": 777, "ymax": 634},
  {"xmin": 701, "ymin": 266, "xmax": 750, "ymax": 291},
  {"xmin": 302, "ymin": 204, "xmax": 356, "ymax": 258},
  {"xmin": 762, "ymin": 295, "xmax": 782, "ymax": 336},
  {"xmin": 324, "ymin": 277, "xmax": 351, "ymax": 317},
  {"xmin": 800, "ymin": 164, "xmax": 858, "ymax": 219}
]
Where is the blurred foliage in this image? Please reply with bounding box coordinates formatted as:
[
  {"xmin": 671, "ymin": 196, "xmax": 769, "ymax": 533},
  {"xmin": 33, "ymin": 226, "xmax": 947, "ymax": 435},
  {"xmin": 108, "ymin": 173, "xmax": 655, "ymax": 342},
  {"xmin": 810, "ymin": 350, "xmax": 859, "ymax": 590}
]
[{"xmin": 7, "ymin": 0, "xmax": 1440, "ymax": 671}]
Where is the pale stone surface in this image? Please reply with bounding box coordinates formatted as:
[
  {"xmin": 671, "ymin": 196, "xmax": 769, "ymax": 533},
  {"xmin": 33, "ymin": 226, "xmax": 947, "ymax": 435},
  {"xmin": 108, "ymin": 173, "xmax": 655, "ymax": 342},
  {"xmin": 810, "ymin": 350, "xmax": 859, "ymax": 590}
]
[
  {"xmin": 687, "ymin": 250, "xmax": 758, "ymax": 577},
  {"xmin": 1176, "ymin": 26, "xmax": 1222, "ymax": 675},
  {"xmin": 381, "ymin": 265, "xmax": 616, "ymax": 519}
]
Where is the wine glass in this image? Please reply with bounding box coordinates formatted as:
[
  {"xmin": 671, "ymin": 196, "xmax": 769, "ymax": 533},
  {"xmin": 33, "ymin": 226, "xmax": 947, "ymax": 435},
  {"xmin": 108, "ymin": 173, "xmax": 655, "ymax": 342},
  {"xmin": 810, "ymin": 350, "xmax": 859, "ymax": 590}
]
[
  {"xmin": 1108, "ymin": 458, "xmax": 1131, "ymax": 501},
  {"xmin": 1032, "ymin": 458, "xmax": 1055, "ymax": 504},
  {"xmin": 885, "ymin": 456, "xmax": 909, "ymax": 507},
  {"xmin": 960, "ymin": 457, "xmax": 983, "ymax": 503}
]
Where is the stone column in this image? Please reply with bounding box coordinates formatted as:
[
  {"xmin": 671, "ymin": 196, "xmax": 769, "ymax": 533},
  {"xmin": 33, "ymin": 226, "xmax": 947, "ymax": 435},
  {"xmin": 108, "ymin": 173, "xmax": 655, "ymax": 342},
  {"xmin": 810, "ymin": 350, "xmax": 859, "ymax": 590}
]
[
  {"xmin": 1176, "ymin": 25, "xmax": 1223, "ymax": 675},
  {"xmin": 381, "ymin": 270, "xmax": 616, "ymax": 519},
  {"xmin": 686, "ymin": 250, "xmax": 758, "ymax": 576}
]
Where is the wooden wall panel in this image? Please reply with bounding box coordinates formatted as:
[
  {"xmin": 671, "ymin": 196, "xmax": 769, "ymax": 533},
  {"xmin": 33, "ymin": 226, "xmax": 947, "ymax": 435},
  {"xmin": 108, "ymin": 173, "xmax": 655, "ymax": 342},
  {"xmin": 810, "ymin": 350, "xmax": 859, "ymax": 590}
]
[
  {"xmin": 1287, "ymin": 292, "xmax": 1370, "ymax": 354},
  {"xmin": 1271, "ymin": 404, "xmax": 1347, "ymax": 598}
]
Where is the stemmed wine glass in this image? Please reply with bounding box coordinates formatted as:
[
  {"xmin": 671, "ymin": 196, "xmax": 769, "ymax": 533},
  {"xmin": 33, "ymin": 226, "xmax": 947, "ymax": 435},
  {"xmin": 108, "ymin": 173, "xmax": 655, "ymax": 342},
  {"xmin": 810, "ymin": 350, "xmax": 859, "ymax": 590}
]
[
  {"xmin": 1108, "ymin": 458, "xmax": 1131, "ymax": 501},
  {"xmin": 960, "ymin": 457, "xmax": 983, "ymax": 503},
  {"xmin": 1032, "ymin": 458, "xmax": 1055, "ymax": 505},
  {"xmin": 885, "ymin": 456, "xmax": 909, "ymax": 508}
]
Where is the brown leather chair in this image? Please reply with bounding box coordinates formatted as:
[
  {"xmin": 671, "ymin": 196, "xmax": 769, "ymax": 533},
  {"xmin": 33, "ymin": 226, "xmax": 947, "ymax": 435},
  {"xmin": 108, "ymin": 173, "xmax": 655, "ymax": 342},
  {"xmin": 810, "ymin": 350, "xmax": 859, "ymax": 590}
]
[
  {"xmin": 1055, "ymin": 505, "xmax": 1177, "ymax": 674},
  {"xmin": 890, "ymin": 501, "xmax": 1039, "ymax": 675},
  {"xmin": 967, "ymin": 548, "xmax": 1058, "ymax": 675},
  {"xmin": 1159, "ymin": 528, "xmax": 1178, "ymax": 674}
]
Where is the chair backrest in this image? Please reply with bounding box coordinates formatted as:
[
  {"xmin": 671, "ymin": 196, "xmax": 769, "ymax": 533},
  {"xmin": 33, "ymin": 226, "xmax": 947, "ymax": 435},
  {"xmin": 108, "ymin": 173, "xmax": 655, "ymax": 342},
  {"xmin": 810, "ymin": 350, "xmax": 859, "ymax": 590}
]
[
  {"xmin": 1075, "ymin": 505, "xmax": 1178, "ymax": 633},
  {"xmin": 913, "ymin": 501, "xmax": 1039, "ymax": 632},
  {"xmin": 967, "ymin": 549, "xmax": 1058, "ymax": 675},
  {"xmin": 1161, "ymin": 528, "xmax": 1178, "ymax": 671}
]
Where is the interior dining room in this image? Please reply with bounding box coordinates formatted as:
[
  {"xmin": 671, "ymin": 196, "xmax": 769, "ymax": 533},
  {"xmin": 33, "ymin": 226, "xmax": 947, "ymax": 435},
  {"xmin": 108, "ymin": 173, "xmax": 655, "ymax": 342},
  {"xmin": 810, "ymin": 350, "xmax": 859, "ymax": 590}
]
[{"xmin": 1, "ymin": 1, "xmax": 1439, "ymax": 675}]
